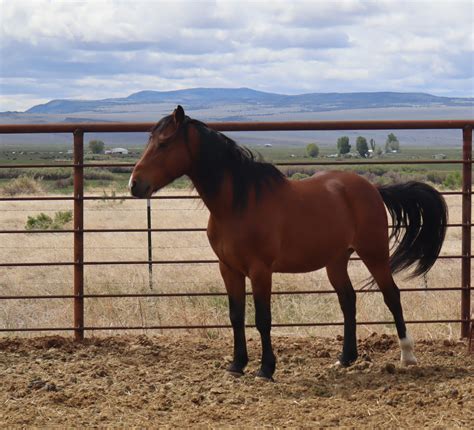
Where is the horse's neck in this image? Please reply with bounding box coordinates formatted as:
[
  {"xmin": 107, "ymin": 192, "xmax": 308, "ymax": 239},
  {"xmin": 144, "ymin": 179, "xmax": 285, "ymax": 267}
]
[{"xmin": 189, "ymin": 172, "xmax": 235, "ymax": 219}]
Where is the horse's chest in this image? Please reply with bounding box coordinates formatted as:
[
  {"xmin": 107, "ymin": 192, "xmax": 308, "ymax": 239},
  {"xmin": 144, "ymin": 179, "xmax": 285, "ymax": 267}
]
[
  {"xmin": 207, "ymin": 224, "xmax": 243, "ymax": 262},
  {"xmin": 206, "ymin": 219, "xmax": 271, "ymax": 273}
]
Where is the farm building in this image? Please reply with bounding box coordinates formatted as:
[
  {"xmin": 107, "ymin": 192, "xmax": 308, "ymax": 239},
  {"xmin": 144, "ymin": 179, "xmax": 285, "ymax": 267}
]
[{"xmin": 105, "ymin": 148, "xmax": 129, "ymax": 155}]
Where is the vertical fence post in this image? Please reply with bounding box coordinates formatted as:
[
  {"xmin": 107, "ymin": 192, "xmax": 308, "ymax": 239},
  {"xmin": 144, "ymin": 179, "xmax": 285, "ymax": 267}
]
[
  {"xmin": 147, "ymin": 198, "xmax": 153, "ymax": 290},
  {"xmin": 461, "ymin": 126, "xmax": 472, "ymax": 338},
  {"xmin": 73, "ymin": 129, "xmax": 84, "ymax": 341}
]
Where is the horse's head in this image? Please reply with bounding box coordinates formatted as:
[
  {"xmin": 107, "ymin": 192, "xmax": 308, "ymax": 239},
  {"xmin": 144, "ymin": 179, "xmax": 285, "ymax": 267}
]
[{"xmin": 129, "ymin": 105, "xmax": 193, "ymax": 198}]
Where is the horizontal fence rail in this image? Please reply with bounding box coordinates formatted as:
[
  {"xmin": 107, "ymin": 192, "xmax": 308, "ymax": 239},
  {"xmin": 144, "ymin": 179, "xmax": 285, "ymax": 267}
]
[
  {"xmin": 0, "ymin": 119, "xmax": 472, "ymax": 339},
  {"xmin": 0, "ymin": 255, "xmax": 472, "ymax": 268},
  {"xmin": 0, "ymin": 119, "xmax": 472, "ymax": 134},
  {"xmin": 1, "ymin": 287, "xmax": 472, "ymax": 301},
  {"xmin": 0, "ymin": 320, "xmax": 468, "ymax": 334}
]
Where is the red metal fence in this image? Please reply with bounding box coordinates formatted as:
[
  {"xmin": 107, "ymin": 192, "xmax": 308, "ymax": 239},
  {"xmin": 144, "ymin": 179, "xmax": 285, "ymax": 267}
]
[{"xmin": 0, "ymin": 120, "xmax": 472, "ymax": 340}]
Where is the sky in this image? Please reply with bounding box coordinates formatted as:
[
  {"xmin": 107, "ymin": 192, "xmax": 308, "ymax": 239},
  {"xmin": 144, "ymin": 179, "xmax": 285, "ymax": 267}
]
[{"xmin": 0, "ymin": 0, "xmax": 473, "ymax": 111}]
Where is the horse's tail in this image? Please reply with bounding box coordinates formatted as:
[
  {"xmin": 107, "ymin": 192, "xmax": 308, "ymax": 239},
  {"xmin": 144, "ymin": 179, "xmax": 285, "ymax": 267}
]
[{"xmin": 378, "ymin": 181, "xmax": 448, "ymax": 278}]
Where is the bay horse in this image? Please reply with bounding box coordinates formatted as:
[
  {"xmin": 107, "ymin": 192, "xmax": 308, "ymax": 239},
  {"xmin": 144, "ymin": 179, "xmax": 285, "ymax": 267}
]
[{"xmin": 130, "ymin": 106, "xmax": 447, "ymax": 380}]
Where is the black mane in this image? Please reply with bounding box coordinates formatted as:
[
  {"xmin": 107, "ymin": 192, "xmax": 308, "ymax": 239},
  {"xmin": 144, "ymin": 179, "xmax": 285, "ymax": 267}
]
[{"xmin": 187, "ymin": 119, "xmax": 284, "ymax": 210}]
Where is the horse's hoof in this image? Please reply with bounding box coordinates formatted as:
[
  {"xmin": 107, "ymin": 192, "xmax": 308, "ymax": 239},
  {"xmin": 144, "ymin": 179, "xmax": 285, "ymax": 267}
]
[
  {"xmin": 255, "ymin": 369, "xmax": 274, "ymax": 382},
  {"xmin": 401, "ymin": 356, "xmax": 418, "ymax": 367},
  {"xmin": 226, "ymin": 361, "xmax": 245, "ymax": 378},
  {"xmin": 400, "ymin": 335, "xmax": 417, "ymax": 366},
  {"xmin": 333, "ymin": 356, "xmax": 357, "ymax": 368},
  {"xmin": 255, "ymin": 375, "xmax": 274, "ymax": 382},
  {"xmin": 227, "ymin": 369, "xmax": 244, "ymax": 377}
]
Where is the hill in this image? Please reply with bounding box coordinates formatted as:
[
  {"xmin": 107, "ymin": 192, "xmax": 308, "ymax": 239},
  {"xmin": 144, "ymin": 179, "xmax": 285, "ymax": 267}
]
[
  {"xmin": 0, "ymin": 88, "xmax": 472, "ymax": 148},
  {"xmin": 23, "ymin": 88, "xmax": 472, "ymax": 114}
]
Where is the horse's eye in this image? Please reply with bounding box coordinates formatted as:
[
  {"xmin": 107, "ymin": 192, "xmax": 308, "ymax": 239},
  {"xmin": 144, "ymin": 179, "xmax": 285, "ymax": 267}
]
[{"xmin": 158, "ymin": 140, "xmax": 169, "ymax": 149}]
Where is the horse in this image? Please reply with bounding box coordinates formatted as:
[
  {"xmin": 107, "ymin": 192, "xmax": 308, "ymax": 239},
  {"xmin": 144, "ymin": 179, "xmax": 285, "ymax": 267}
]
[{"xmin": 129, "ymin": 106, "xmax": 448, "ymax": 381}]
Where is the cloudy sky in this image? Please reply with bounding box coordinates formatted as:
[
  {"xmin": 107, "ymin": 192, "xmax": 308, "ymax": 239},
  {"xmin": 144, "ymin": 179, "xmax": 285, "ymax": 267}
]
[{"xmin": 1, "ymin": 0, "xmax": 473, "ymax": 111}]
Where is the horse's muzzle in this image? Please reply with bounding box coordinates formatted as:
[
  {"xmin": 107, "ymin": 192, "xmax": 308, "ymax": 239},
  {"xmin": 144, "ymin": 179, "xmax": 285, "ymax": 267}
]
[{"xmin": 129, "ymin": 179, "xmax": 151, "ymax": 198}]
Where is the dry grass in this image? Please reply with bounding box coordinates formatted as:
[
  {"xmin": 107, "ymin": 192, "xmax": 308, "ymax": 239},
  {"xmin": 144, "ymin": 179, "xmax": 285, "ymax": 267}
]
[
  {"xmin": 2, "ymin": 176, "xmax": 43, "ymax": 196},
  {"xmin": 0, "ymin": 187, "xmax": 471, "ymax": 339}
]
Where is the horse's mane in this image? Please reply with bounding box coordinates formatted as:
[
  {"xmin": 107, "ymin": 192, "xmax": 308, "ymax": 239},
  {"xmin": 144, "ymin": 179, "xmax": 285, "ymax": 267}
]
[{"xmin": 182, "ymin": 118, "xmax": 284, "ymax": 210}]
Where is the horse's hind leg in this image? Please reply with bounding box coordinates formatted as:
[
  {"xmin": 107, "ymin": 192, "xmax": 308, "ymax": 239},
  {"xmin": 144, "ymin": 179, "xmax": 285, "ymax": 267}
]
[
  {"xmin": 219, "ymin": 261, "xmax": 248, "ymax": 376},
  {"xmin": 326, "ymin": 251, "xmax": 358, "ymax": 366},
  {"xmin": 360, "ymin": 256, "xmax": 418, "ymax": 366}
]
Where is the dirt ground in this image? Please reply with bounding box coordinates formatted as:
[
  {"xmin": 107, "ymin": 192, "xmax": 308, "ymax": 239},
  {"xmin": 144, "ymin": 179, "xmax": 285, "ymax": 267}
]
[{"xmin": 0, "ymin": 333, "xmax": 472, "ymax": 428}]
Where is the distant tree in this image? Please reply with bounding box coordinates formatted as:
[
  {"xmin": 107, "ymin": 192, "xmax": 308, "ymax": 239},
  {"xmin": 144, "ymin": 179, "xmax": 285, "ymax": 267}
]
[
  {"xmin": 337, "ymin": 136, "xmax": 351, "ymax": 155},
  {"xmin": 356, "ymin": 136, "xmax": 369, "ymax": 158},
  {"xmin": 370, "ymin": 138, "xmax": 376, "ymax": 151},
  {"xmin": 385, "ymin": 133, "xmax": 400, "ymax": 152},
  {"xmin": 306, "ymin": 143, "xmax": 319, "ymax": 158},
  {"xmin": 89, "ymin": 139, "xmax": 105, "ymax": 154}
]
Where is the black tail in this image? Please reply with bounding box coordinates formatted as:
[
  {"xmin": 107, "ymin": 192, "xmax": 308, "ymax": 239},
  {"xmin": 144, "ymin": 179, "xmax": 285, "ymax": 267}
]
[{"xmin": 378, "ymin": 181, "xmax": 448, "ymax": 278}]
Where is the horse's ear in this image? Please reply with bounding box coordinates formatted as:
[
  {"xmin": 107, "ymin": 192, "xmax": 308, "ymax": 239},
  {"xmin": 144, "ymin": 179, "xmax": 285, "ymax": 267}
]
[{"xmin": 173, "ymin": 105, "xmax": 185, "ymax": 125}]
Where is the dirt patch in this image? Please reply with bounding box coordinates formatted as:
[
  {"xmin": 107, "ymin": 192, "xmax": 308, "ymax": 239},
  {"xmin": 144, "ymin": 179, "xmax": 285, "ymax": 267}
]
[{"xmin": 0, "ymin": 334, "xmax": 472, "ymax": 427}]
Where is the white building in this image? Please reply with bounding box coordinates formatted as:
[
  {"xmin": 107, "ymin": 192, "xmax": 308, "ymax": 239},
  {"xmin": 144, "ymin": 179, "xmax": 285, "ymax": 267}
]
[{"xmin": 108, "ymin": 148, "xmax": 129, "ymax": 155}]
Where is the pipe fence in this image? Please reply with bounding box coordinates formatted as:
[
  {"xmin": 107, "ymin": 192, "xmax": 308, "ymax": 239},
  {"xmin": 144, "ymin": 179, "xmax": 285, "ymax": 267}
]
[{"xmin": 0, "ymin": 120, "xmax": 472, "ymax": 340}]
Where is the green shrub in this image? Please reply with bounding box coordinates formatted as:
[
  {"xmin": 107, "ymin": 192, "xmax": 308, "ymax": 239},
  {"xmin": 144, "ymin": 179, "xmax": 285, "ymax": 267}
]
[
  {"xmin": 426, "ymin": 172, "xmax": 446, "ymax": 185},
  {"xmin": 106, "ymin": 166, "xmax": 133, "ymax": 174},
  {"xmin": 84, "ymin": 168, "xmax": 115, "ymax": 180},
  {"xmin": 443, "ymin": 171, "xmax": 462, "ymax": 189},
  {"xmin": 26, "ymin": 210, "xmax": 73, "ymax": 230},
  {"xmin": 2, "ymin": 176, "xmax": 43, "ymax": 196},
  {"xmin": 55, "ymin": 177, "xmax": 74, "ymax": 189},
  {"xmin": 0, "ymin": 169, "xmax": 23, "ymax": 179},
  {"xmin": 291, "ymin": 172, "xmax": 310, "ymax": 181},
  {"xmin": 31, "ymin": 168, "xmax": 71, "ymax": 180},
  {"xmin": 285, "ymin": 167, "xmax": 317, "ymax": 177}
]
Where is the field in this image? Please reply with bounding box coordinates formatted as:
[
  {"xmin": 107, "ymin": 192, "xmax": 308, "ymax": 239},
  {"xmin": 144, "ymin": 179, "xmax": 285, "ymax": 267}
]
[{"xmin": 0, "ymin": 142, "xmax": 465, "ymax": 196}]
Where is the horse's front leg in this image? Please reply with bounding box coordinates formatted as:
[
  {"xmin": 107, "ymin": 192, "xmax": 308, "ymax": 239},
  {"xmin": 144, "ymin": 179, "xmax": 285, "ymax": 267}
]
[
  {"xmin": 219, "ymin": 261, "xmax": 248, "ymax": 376},
  {"xmin": 250, "ymin": 267, "xmax": 276, "ymax": 381}
]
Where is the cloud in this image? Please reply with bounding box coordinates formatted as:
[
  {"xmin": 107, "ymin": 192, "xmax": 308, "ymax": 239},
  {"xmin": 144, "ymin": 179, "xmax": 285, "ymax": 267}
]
[{"xmin": 0, "ymin": 0, "xmax": 472, "ymax": 111}]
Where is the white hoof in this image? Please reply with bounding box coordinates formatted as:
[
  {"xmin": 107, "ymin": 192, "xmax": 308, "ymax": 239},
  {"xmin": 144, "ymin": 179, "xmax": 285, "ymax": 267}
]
[
  {"xmin": 331, "ymin": 360, "xmax": 342, "ymax": 369},
  {"xmin": 401, "ymin": 356, "xmax": 418, "ymax": 366},
  {"xmin": 400, "ymin": 334, "xmax": 418, "ymax": 366}
]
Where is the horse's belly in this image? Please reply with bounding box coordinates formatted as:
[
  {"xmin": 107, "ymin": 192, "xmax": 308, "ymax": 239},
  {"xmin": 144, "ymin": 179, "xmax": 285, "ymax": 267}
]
[
  {"xmin": 272, "ymin": 258, "xmax": 327, "ymax": 273},
  {"xmin": 272, "ymin": 219, "xmax": 353, "ymax": 273},
  {"xmin": 272, "ymin": 243, "xmax": 344, "ymax": 273}
]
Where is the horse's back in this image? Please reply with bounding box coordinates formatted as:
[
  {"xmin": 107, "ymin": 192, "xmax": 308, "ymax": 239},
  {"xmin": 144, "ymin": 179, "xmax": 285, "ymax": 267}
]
[
  {"xmin": 297, "ymin": 170, "xmax": 389, "ymax": 236},
  {"xmin": 272, "ymin": 171, "xmax": 388, "ymax": 272}
]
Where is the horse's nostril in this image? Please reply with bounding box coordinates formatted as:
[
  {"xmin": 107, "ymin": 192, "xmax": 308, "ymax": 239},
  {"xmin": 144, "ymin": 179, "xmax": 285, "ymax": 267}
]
[{"xmin": 131, "ymin": 180, "xmax": 137, "ymax": 190}]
